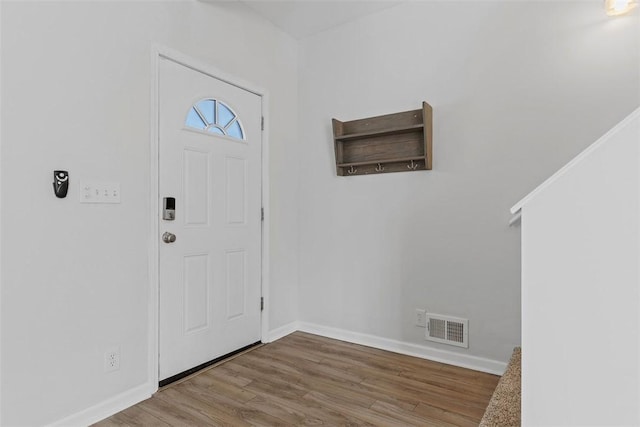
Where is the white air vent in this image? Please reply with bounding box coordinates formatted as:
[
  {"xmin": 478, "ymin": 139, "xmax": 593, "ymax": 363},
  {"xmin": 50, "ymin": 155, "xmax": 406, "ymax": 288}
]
[{"xmin": 426, "ymin": 313, "xmax": 468, "ymax": 348}]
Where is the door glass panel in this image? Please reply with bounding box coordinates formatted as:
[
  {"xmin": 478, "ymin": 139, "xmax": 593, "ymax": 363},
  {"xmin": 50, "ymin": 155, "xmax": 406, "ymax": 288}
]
[
  {"xmin": 196, "ymin": 99, "xmax": 215, "ymax": 125},
  {"xmin": 227, "ymin": 121, "xmax": 244, "ymax": 139},
  {"xmin": 184, "ymin": 98, "xmax": 246, "ymax": 141},
  {"xmin": 217, "ymin": 103, "xmax": 235, "ymax": 128},
  {"xmin": 186, "ymin": 108, "xmax": 206, "ymax": 130}
]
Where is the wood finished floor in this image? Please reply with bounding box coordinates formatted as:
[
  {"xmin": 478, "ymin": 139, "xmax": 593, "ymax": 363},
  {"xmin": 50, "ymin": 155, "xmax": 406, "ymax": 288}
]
[{"xmin": 94, "ymin": 332, "xmax": 500, "ymax": 426}]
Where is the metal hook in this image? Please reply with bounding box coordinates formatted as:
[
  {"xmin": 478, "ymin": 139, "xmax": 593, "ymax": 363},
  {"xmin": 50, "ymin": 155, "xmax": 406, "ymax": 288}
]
[
  {"xmin": 375, "ymin": 163, "xmax": 385, "ymax": 172},
  {"xmin": 347, "ymin": 165, "xmax": 358, "ymax": 175},
  {"xmin": 407, "ymin": 160, "xmax": 419, "ymax": 170}
]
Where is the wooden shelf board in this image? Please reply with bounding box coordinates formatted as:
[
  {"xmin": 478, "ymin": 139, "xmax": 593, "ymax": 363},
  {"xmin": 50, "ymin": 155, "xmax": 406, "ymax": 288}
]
[
  {"xmin": 334, "ymin": 124, "xmax": 423, "ymax": 141},
  {"xmin": 337, "ymin": 156, "xmax": 426, "ymax": 168}
]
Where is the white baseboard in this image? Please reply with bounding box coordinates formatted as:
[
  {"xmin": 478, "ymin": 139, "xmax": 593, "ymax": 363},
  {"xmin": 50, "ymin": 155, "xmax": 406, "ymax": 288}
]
[
  {"xmin": 47, "ymin": 382, "xmax": 155, "ymax": 427},
  {"xmin": 297, "ymin": 322, "xmax": 507, "ymax": 376},
  {"xmin": 266, "ymin": 321, "xmax": 299, "ymax": 342}
]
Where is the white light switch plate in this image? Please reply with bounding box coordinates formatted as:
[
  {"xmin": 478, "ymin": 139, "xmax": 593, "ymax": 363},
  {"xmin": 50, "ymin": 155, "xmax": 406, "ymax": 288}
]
[{"xmin": 79, "ymin": 181, "xmax": 121, "ymax": 204}]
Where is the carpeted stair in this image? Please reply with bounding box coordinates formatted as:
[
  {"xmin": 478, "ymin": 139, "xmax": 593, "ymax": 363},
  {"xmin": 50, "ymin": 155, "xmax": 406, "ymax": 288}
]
[{"xmin": 479, "ymin": 347, "xmax": 521, "ymax": 427}]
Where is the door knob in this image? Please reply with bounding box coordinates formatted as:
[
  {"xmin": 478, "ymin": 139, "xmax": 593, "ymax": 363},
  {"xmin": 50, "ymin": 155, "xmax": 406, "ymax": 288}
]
[{"xmin": 162, "ymin": 232, "xmax": 177, "ymax": 243}]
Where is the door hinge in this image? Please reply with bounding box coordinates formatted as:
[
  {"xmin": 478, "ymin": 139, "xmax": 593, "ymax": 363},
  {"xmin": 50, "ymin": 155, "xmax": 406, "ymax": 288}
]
[
  {"xmin": 261, "ymin": 207, "xmax": 264, "ymax": 221},
  {"xmin": 261, "ymin": 116, "xmax": 264, "ymax": 131},
  {"xmin": 260, "ymin": 297, "xmax": 264, "ymax": 311}
]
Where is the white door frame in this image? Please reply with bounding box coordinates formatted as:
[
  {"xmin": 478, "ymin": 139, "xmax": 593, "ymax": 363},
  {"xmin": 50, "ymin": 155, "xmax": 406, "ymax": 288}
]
[{"xmin": 148, "ymin": 45, "xmax": 270, "ymax": 390}]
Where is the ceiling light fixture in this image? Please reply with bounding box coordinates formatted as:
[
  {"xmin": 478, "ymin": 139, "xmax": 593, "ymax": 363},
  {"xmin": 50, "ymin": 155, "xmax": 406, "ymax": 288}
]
[{"xmin": 605, "ymin": 0, "xmax": 637, "ymax": 16}]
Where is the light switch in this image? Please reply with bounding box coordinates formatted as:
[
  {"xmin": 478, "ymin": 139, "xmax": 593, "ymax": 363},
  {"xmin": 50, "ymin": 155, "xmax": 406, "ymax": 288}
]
[{"xmin": 79, "ymin": 181, "xmax": 121, "ymax": 204}]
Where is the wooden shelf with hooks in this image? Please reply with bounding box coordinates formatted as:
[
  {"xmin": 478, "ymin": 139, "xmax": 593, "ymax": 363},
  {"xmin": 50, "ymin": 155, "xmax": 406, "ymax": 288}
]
[{"xmin": 332, "ymin": 102, "xmax": 432, "ymax": 176}]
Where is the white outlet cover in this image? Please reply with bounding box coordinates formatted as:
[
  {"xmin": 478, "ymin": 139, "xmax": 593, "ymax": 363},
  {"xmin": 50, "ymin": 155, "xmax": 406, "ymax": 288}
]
[{"xmin": 104, "ymin": 346, "xmax": 120, "ymax": 373}]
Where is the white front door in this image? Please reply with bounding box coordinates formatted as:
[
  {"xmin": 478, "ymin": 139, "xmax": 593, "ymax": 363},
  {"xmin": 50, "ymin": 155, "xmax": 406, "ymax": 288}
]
[{"xmin": 158, "ymin": 57, "xmax": 262, "ymax": 382}]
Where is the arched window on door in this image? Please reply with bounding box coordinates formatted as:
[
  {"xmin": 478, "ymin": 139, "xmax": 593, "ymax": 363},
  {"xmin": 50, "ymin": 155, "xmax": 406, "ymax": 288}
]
[{"xmin": 185, "ymin": 98, "xmax": 245, "ymax": 140}]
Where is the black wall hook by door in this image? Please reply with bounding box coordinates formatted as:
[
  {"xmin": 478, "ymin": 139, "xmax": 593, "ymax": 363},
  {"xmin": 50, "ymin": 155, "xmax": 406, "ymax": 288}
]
[{"xmin": 53, "ymin": 170, "xmax": 69, "ymax": 198}]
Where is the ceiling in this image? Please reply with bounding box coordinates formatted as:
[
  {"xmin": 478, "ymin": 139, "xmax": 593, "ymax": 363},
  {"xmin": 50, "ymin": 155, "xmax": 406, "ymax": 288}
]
[{"xmin": 234, "ymin": 0, "xmax": 403, "ymax": 39}]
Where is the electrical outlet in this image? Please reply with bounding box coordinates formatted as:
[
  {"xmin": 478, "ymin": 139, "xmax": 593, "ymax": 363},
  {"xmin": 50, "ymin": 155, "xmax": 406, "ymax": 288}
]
[
  {"xmin": 104, "ymin": 346, "xmax": 120, "ymax": 372},
  {"xmin": 415, "ymin": 309, "xmax": 426, "ymax": 327}
]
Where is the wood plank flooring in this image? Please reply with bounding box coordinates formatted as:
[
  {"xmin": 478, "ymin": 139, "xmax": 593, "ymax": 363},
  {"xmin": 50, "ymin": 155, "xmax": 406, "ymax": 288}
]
[{"xmin": 94, "ymin": 332, "xmax": 500, "ymax": 426}]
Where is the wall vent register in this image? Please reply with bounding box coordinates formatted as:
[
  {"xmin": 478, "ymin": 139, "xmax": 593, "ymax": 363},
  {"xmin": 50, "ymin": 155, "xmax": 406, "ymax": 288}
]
[
  {"xmin": 426, "ymin": 313, "xmax": 469, "ymax": 348},
  {"xmin": 185, "ymin": 98, "xmax": 245, "ymax": 140}
]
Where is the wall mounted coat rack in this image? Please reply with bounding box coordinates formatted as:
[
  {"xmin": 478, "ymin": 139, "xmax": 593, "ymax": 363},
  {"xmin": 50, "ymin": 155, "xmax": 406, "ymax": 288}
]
[{"xmin": 332, "ymin": 102, "xmax": 433, "ymax": 176}]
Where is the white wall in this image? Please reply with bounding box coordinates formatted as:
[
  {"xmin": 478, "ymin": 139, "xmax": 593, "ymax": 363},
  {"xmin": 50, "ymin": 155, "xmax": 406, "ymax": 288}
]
[
  {"xmin": 518, "ymin": 109, "xmax": 639, "ymax": 425},
  {"xmin": 297, "ymin": 1, "xmax": 639, "ymax": 364},
  {"xmin": 0, "ymin": 1, "xmax": 298, "ymax": 425}
]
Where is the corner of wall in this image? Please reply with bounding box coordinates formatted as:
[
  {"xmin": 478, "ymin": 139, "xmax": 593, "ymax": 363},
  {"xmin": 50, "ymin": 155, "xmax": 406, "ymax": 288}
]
[{"xmin": 267, "ymin": 321, "xmax": 299, "ymax": 343}]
